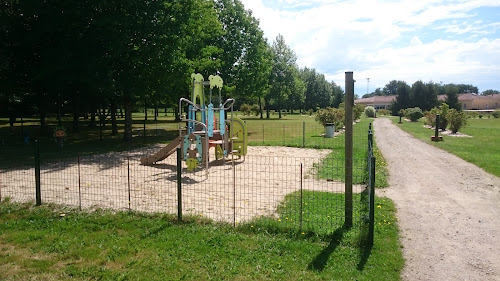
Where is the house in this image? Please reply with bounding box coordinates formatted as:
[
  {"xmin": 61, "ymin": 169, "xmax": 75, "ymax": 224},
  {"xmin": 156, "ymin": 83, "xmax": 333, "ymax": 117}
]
[
  {"xmin": 354, "ymin": 96, "xmax": 396, "ymax": 110},
  {"xmin": 438, "ymin": 93, "xmax": 500, "ymax": 110}
]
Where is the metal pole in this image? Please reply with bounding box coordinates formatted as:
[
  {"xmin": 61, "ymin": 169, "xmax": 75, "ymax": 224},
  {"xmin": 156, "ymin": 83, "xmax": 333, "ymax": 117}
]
[
  {"xmin": 300, "ymin": 163, "xmax": 303, "ymax": 231},
  {"xmin": 34, "ymin": 140, "xmax": 41, "ymax": 206},
  {"xmin": 435, "ymin": 114, "xmax": 440, "ymax": 139},
  {"xmin": 369, "ymin": 153, "xmax": 375, "ymax": 245},
  {"xmin": 78, "ymin": 154, "xmax": 82, "ymax": 211},
  {"xmin": 302, "ymin": 122, "xmax": 306, "ymax": 148},
  {"xmin": 345, "ymin": 71, "xmax": 354, "ymax": 228},
  {"xmin": 127, "ymin": 156, "xmax": 131, "ymax": 212},
  {"xmin": 177, "ymin": 148, "xmax": 182, "ymax": 222},
  {"xmin": 262, "ymin": 124, "xmax": 265, "ymax": 144}
]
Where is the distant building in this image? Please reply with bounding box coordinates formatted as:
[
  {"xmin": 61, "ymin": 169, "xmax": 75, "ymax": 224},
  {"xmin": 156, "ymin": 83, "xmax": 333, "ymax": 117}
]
[
  {"xmin": 354, "ymin": 96, "xmax": 396, "ymax": 110},
  {"xmin": 438, "ymin": 93, "xmax": 500, "ymax": 110},
  {"xmin": 355, "ymin": 93, "xmax": 500, "ymax": 111}
]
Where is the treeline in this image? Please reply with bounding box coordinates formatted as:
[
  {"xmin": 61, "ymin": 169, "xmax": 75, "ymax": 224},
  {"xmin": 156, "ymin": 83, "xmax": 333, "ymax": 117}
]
[
  {"xmin": 0, "ymin": 0, "xmax": 343, "ymax": 141},
  {"xmin": 362, "ymin": 80, "xmax": 482, "ymax": 115}
]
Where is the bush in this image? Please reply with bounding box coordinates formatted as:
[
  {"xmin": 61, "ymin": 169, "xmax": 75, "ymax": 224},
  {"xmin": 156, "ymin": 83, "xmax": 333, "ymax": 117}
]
[
  {"xmin": 364, "ymin": 106, "xmax": 376, "ymax": 117},
  {"xmin": 378, "ymin": 109, "xmax": 390, "ymax": 116},
  {"xmin": 354, "ymin": 104, "xmax": 365, "ymax": 120},
  {"xmin": 251, "ymin": 104, "xmax": 260, "ymax": 116},
  {"xmin": 239, "ymin": 103, "xmax": 252, "ymax": 116},
  {"xmin": 315, "ymin": 107, "xmax": 345, "ymax": 131},
  {"xmin": 447, "ymin": 109, "xmax": 467, "ymax": 133},
  {"xmin": 438, "ymin": 103, "xmax": 449, "ymax": 130},
  {"xmin": 406, "ymin": 107, "xmax": 423, "ymax": 122},
  {"xmin": 479, "ymin": 114, "xmax": 483, "ymax": 119},
  {"xmin": 424, "ymin": 108, "xmax": 437, "ymax": 127},
  {"xmin": 492, "ymin": 111, "xmax": 500, "ymax": 118}
]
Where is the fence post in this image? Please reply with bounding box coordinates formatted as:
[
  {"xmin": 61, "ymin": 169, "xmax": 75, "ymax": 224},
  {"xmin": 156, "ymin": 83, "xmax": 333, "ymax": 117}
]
[
  {"xmin": 369, "ymin": 154, "xmax": 375, "ymax": 245},
  {"xmin": 300, "ymin": 163, "xmax": 303, "ymax": 232},
  {"xmin": 262, "ymin": 123, "xmax": 265, "ymax": 144},
  {"xmin": 344, "ymin": 71, "xmax": 354, "ymax": 228},
  {"xmin": 127, "ymin": 156, "xmax": 131, "ymax": 212},
  {"xmin": 34, "ymin": 140, "xmax": 41, "ymax": 206},
  {"xmin": 176, "ymin": 147, "xmax": 182, "ymax": 222},
  {"xmin": 78, "ymin": 154, "xmax": 82, "ymax": 211},
  {"xmin": 302, "ymin": 122, "xmax": 306, "ymax": 148}
]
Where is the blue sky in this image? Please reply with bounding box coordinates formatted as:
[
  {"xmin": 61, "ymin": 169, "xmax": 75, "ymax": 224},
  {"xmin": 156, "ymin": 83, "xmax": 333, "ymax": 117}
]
[{"xmin": 240, "ymin": 0, "xmax": 500, "ymax": 95}]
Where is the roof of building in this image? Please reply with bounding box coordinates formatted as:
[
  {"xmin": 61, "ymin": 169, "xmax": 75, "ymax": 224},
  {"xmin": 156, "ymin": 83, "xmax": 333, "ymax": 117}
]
[
  {"xmin": 354, "ymin": 95, "xmax": 397, "ymax": 104},
  {"xmin": 438, "ymin": 93, "xmax": 500, "ymax": 101}
]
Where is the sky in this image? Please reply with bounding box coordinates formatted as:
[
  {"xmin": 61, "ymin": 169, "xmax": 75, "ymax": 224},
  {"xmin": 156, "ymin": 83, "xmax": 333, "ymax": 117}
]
[{"xmin": 239, "ymin": 0, "xmax": 500, "ymax": 95}]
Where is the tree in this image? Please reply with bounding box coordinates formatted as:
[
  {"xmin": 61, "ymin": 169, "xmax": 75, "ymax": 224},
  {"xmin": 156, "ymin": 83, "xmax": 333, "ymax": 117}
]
[
  {"xmin": 389, "ymin": 81, "xmax": 411, "ymax": 115},
  {"xmin": 444, "ymin": 85, "xmax": 461, "ymax": 110},
  {"xmin": 411, "ymin": 81, "xmax": 438, "ymax": 111},
  {"xmin": 482, "ymin": 89, "xmax": 500, "ymax": 96},
  {"xmin": 331, "ymin": 81, "xmax": 344, "ymax": 108},
  {"xmin": 269, "ymin": 34, "xmax": 297, "ymax": 118}
]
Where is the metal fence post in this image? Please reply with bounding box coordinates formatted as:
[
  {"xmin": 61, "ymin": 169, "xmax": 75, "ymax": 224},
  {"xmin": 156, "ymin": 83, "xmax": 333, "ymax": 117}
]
[
  {"xmin": 300, "ymin": 163, "xmax": 303, "ymax": 232},
  {"xmin": 369, "ymin": 154, "xmax": 375, "ymax": 245},
  {"xmin": 34, "ymin": 140, "xmax": 41, "ymax": 206},
  {"xmin": 302, "ymin": 122, "xmax": 306, "ymax": 148},
  {"xmin": 127, "ymin": 156, "xmax": 131, "ymax": 212},
  {"xmin": 344, "ymin": 71, "xmax": 354, "ymax": 227},
  {"xmin": 177, "ymin": 147, "xmax": 182, "ymax": 222},
  {"xmin": 78, "ymin": 154, "xmax": 82, "ymax": 211}
]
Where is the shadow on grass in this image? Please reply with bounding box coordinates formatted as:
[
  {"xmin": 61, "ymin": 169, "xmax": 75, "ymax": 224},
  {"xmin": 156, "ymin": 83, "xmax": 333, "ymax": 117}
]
[{"xmin": 307, "ymin": 226, "xmax": 345, "ymax": 272}]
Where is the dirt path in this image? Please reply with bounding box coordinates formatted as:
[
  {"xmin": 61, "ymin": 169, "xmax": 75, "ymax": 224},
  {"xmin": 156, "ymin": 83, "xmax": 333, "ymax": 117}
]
[{"xmin": 374, "ymin": 118, "xmax": 500, "ymax": 281}]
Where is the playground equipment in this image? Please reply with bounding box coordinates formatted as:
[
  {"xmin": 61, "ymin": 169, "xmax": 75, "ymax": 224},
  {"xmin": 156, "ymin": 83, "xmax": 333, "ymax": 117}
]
[{"xmin": 140, "ymin": 73, "xmax": 247, "ymax": 171}]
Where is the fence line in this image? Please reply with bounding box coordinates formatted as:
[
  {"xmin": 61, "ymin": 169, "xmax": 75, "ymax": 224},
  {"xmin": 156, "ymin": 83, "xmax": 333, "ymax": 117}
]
[{"xmin": 1, "ymin": 124, "xmax": 375, "ymax": 237}]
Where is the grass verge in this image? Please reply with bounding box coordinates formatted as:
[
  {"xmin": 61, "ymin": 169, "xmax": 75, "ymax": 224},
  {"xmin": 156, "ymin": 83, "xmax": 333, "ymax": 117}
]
[
  {"xmin": 0, "ymin": 197, "xmax": 403, "ymax": 280},
  {"xmin": 390, "ymin": 117, "xmax": 500, "ymax": 177}
]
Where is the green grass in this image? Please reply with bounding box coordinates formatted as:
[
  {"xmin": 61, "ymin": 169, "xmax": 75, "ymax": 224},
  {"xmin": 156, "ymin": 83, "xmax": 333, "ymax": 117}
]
[
  {"xmin": 0, "ymin": 196, "xmax": 403, "ymax": 280},
  {"xmin": 390, "ymin": 117, "xmax": 500, "ymax": 177}
]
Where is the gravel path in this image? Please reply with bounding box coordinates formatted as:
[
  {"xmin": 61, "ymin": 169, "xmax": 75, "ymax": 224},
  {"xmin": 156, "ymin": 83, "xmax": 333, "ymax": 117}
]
[{"xmin": 373, "ymin": 118, "xmax": 500, "ymax": 281}]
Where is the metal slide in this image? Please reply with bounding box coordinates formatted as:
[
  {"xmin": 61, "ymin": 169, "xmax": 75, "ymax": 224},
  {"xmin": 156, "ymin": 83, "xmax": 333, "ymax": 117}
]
[{"xmin": 140, "ymin": 136, "xmax": 181, "ymax": 165}]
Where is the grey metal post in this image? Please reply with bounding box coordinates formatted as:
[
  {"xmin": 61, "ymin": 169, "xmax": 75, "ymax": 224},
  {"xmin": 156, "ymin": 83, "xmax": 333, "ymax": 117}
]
[
  {"xmin": 300, "ymin": 163, "xmax": 303, "ymax": 231},
  {"xmin": 435, "ymin": 114, "xmax": 440, "ymax": 139},
  {"xmin": 302, "ymin": 122, "xmax": 306, "ymax": 148},
  {"xmin": 345, "ymin": 71, "xmax": 354, "ymax": 228},
  {"xmin": 34, "ymin": 140, "xmax": 41, "ymax": 206},
  {"xmin": 78, "ymin": 154, "xmax": 82, "ymax": 211},
  {"xmin": 177, "ymin": 147, "xmax": 182, "ymax": 222},
  {"xmin": 369, "ymin": 154, "xmax": 375, "ymax": 245}
]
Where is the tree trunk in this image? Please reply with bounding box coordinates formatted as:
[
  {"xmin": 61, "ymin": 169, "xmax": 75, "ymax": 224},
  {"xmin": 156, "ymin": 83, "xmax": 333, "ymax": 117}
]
[
  {"xmin": 278, "ymin": 96, "xmax": 282, "ymax": 119},
  {"xmin": 72, "ymin": 95, "xmax": 80, "ymax": 132},
  {"xmin": 144, "ymin": 100, "xmax": 148, "ymax": 121},
  {"xmin": 90, "ymin": 102, "xmax": 96, "ymax": 128},
  {"xmin": 174, "ymin": 106, "xmax": 180, "ymax": 122},
  {"xmin": 258, "ymin": 96, "xmax": 263, "ymax": 119},
  {"xmin": 111, "ymin": 100, "xmax": 118, "ymax": 136},
  {"xmin": 265, "ymin": 97, "xmax": 270, "ymax": 119},
  {"xmin": 123, "ymin": 95, "xmax": 133, "ymax": 142},
  {"xmin": 154, "ymin": 102, "xmax": 158, "ymax": 121}
]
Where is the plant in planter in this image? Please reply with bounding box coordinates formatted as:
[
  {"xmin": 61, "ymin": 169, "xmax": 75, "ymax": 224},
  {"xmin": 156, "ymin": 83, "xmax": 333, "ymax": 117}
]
[{"xmin": 315, "ymin": 107, "xmax": 345, "ymax": 137}]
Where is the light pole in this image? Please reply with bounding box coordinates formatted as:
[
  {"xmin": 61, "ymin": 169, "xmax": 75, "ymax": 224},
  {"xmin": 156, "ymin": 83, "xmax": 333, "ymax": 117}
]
[{"xmin": 366, "ymin": 78, "xmax": 371, "ymax": 95}]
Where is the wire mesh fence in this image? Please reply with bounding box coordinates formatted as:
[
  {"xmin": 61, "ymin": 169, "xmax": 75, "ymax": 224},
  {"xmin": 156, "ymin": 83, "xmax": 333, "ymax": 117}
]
[{"xmin": 0, "ymin": 122, "xmax": 374, "ymax": 236}]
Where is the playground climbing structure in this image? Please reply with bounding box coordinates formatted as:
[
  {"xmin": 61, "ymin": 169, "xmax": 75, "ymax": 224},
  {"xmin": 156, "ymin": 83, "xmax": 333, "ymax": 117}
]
[{"xmin": 140, "ymin": 73, "xmax": 247, "ymax": 171}]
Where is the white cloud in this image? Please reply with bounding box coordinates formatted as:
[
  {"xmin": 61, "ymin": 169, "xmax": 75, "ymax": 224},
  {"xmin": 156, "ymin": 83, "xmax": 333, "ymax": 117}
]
[{"xmin": 240, "ymin": 0, "xmax": 500, "ymax": 92}]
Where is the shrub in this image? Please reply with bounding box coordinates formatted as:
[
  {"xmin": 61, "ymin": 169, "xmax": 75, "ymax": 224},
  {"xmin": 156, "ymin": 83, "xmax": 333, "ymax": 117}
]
[
  {"xmin": 438, "ymin": 103, "xmax": 449, "ymax": 130},
  {"xmin": 307, "ymin": 109, "xmax": 314, "ymax": 116},
  {"xmin": 239, "ymin": 103, "xmax": 252, "ymax": 116},
  {"xmin": 315, "ymin": 107, "xmax": 345, "ymax": 131},
  {"xmin": 398, "ymin": 109, "xmax": 407, "ymax": 117},
  {"xmin": 378, "ymin": 109, "xmax": 390, "ymax": 116},
  {"xmin": 492, "ymin": 111, "xmax": 500, "ymax": 118},
  {"xmin": 354, "ymin": 104, "xmax": 365, "ymax": 120},
  {"xmin": 251, "ymin": 104, "xmax": 260, "ymax": 116},
  {"xmin": 406, "ymin": 107, "xmax": 423, "ymax": 122},
  {"xmin": 447, "ymin": 109, "xmax": 467, "ymax": 133},
  {"xmin": 424, "ymin": 108, "xmax": 437, "ymax": 127},
  {"xmin": 479, "ymin": 114, "xmax": 483, "ymax": 119},
  {"xmin": 364, "ymin": 106, "xmax": 376, "ymax": 117}
]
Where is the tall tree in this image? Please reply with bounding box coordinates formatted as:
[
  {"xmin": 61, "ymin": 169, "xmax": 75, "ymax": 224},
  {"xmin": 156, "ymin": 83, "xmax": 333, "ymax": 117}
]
[
  {"xmin": 411, "ymin": 81, "xmax": 438, "ymax": 111},
  {"xmin": 269, "ymin": 34, "xmax": 297, "ymax": 118},
  {"xmin": 390, "ymin": 81, "xmax": 411, "ymax": 115},
  {"xmin": 444, "ymin": 84, "xmax": 461, "ymax": 110}
]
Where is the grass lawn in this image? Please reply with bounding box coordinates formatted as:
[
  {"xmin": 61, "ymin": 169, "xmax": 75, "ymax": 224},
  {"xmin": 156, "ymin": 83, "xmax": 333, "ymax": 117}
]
[
  {"xmin": 390, "ymin": 117, "xmax": 500, "ymax": 177},
  {"xmin": 0, "ymin": 197, "xmax": 403, "ymax": 280}
]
